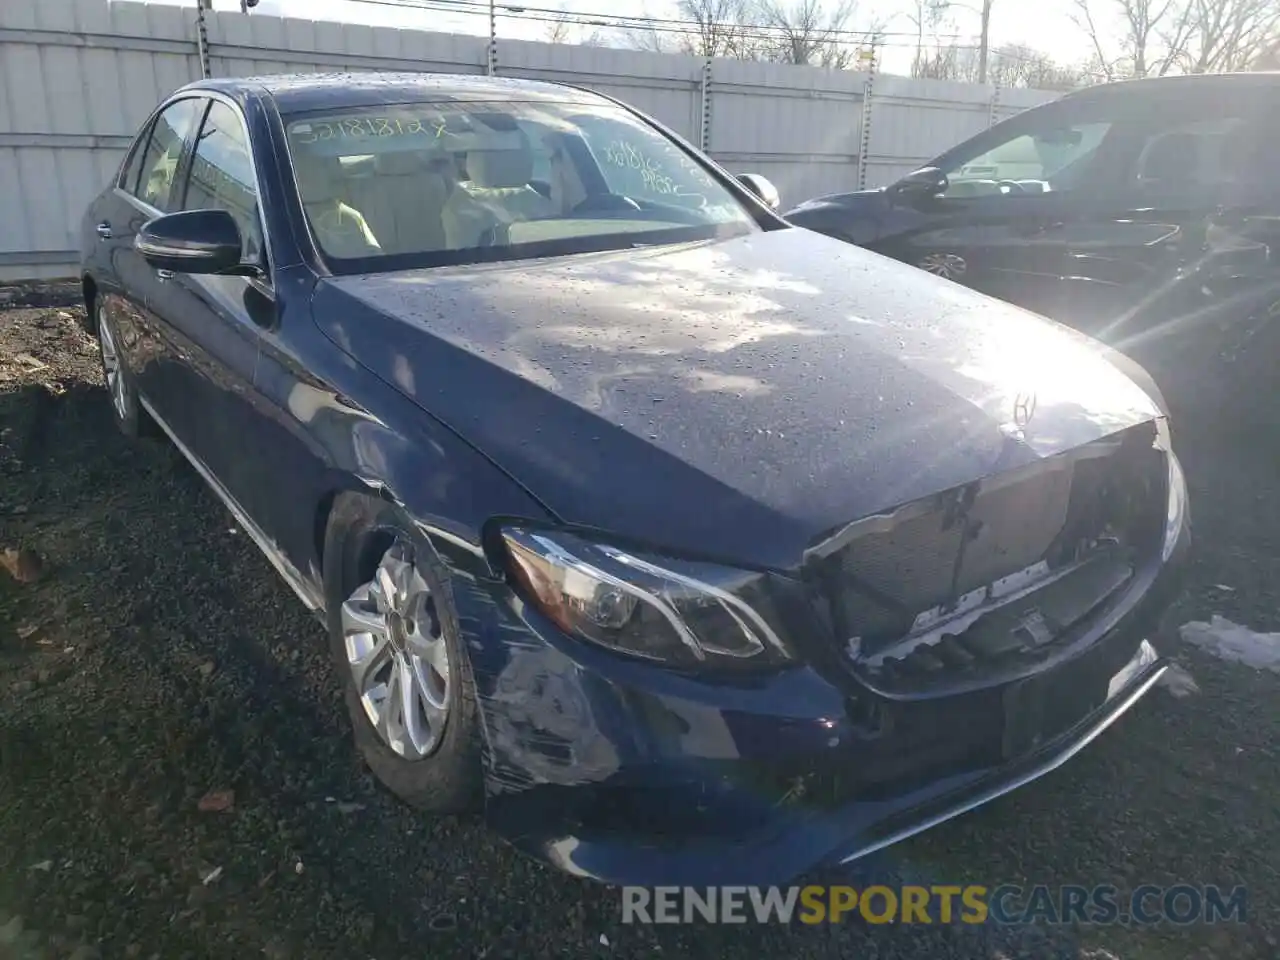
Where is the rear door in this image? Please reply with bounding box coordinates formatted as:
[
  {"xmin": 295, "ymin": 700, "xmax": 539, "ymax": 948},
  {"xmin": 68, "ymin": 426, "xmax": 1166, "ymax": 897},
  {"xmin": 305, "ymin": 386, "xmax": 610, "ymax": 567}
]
[
  {"xmin": 92, "ymin": 97, "xmax": 205, "ymax": 395},
  {"xmin": 1043, "ymin": 102, "xmax": 1269, "ymax": 338}
]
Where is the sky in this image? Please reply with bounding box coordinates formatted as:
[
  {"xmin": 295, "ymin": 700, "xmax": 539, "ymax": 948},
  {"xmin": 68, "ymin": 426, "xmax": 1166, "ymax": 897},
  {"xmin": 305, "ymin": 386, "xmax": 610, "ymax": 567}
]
[{"xmin": 190, "ymin": 0, "xmax": 1097, "ymax": 77}]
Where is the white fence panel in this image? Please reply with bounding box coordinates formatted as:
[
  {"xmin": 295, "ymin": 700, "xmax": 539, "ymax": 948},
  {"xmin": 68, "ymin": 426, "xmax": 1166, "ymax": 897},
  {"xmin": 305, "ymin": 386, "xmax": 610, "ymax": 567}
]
[
  {"xmin": 707, "ymin": 58, "xmax": 865, "ymax": 204},
  {"xmin": 0, "ymin": 0, "xmax": 1067, "ymax": 280},
  {"xmin": 500, "ymin": 39, "xmax": 706, "ymax": 142}
]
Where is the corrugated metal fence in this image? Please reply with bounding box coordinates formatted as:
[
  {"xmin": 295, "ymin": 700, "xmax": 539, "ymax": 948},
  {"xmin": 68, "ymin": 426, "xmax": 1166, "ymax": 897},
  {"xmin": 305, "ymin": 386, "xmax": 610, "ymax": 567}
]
[{"xmin": 0, "ymin": 0, "xmax": 1057, "ymax": 281}]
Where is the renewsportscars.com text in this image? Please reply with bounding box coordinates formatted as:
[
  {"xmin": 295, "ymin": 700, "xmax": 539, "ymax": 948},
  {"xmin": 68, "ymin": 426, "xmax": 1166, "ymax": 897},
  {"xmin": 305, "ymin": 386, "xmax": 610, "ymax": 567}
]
[{"xmin": 621, "ymin": 884, "xmax": 1248, "ymax": 926}]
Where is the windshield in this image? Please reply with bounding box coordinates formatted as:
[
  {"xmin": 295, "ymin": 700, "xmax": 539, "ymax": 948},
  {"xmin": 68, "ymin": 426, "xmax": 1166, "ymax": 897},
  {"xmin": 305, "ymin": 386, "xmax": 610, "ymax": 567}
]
[{"xmin": 283, "ymin": 100, "xmax": 758, "ymax": 271}]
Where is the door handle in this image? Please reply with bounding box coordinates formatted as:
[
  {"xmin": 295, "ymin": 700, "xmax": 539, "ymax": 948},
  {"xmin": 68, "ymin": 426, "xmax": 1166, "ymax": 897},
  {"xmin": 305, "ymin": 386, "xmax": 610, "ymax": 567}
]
[
  {"xmin": 156, "ymin": 269, "xmax": 175, "ymax": 282},
  {"xmin": 96, "ymin": 222, "xmax": 112, "ymax": 240}
]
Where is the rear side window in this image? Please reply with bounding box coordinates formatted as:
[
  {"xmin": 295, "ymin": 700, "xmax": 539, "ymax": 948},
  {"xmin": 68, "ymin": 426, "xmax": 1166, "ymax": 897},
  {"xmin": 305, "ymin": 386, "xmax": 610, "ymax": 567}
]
[
  {"xmin": 134, "ymin": 98, "xmax": 204, "ymax": 212},
  {"xmin": 1131, "ymin": 117, "xmax": 1251, "ymax": 188}
]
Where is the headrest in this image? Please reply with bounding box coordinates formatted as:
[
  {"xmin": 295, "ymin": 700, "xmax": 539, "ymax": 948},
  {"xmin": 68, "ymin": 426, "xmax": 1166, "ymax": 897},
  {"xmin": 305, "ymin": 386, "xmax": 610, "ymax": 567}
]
[
  {"xmin": 1140, "ymin": 132, "xmax": 1199, "ymax": 183},
  {"xmin": 375, "ymin": 151, "xmax": 430, "ymax": 176},
  {"xmin": 468, "ymin": 145, "xmax": 534, "ymax": 189},
  {"xmin": 293, "ymin": 151, "xmax": 344, "ymax": 204}
]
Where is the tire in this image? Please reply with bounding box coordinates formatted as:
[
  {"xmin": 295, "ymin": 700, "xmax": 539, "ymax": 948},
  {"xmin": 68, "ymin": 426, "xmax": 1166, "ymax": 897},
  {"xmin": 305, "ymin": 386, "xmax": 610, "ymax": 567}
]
[
  {"xmin": 94, "ymin": 301, "xmax": 150, "ymax": 439},
  {"xmin": 322, "ymin": 493, "xmax": 483, "ymax": 814}
]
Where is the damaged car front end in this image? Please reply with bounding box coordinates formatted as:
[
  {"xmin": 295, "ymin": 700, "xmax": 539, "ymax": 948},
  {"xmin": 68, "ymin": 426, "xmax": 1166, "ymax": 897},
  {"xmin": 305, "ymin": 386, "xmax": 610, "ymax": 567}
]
[
  {"xmin": 460, "ymin": 415, "xmax": 1187, "ymax": 886},
  {"xmin": 315, "ymin": 221, "xmax": 1190, "ymax": 887}
]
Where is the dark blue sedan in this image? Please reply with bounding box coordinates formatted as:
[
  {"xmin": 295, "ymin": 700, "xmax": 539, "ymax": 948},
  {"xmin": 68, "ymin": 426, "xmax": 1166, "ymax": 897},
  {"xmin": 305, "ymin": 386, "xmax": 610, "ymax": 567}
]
[{"xmin": 79, "ymin": 73, "xmax": 1188, "ymax": 886}]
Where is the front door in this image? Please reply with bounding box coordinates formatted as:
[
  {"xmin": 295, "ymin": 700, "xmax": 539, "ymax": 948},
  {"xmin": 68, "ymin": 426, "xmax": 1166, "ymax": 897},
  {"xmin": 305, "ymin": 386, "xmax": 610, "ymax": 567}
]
[
  {"xmin": 143, "ymin": 97, "xmax": 275, "ymax": 512},
  {"xmin": 873, "ymin": 114, "xmax": 1120, "ymax": 317}
]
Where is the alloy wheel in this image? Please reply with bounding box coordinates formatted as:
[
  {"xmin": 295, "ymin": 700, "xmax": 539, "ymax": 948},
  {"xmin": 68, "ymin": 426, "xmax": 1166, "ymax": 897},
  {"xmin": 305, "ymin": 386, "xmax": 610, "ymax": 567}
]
[
  {"xmin": 97, "ymin": 306, "xmax": 129, "ymax": 420},
  {"xmin": 918, "ymin": 252, "xmax": 968, "ymax": 280},
  {"xmin": 341, "ymin": 542, "xmax": 451, "ymax": 759}
]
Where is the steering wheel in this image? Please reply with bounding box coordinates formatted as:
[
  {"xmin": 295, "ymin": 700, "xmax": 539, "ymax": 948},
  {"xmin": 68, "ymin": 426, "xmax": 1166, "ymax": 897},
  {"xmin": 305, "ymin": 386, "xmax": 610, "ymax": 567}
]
[
  {"xmin": 572, "ymin": 194, "xmax": 642, "ymax": 215},
  {"xmin": 997, "ymin": 179, "xmax": 1027, "ymax": 195}
]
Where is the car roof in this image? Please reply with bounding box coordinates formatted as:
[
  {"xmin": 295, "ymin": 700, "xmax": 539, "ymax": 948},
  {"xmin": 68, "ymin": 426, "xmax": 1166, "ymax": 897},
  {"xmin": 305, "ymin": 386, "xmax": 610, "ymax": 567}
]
[
  {"xmin": 184, "ymin": 72, "xmax": 610, "ymax": 114},
  {"xmin": 1059, "ymin": 71, "xmax": 1280, "ymax": 105}
]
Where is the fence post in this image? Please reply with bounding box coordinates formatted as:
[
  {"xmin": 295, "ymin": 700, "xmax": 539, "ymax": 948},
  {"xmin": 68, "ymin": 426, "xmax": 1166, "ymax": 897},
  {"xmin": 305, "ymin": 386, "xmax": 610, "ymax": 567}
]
[
  {"xmin": 856, "ymin": 48, "xmax": 877, "ymax": 190},
  {"xmin": 195, "ymin": 0, "xmax": 212, "ymax": 79},
  {"xmin": 486, "ymin": 0, "xmax": 497, "ymax": 76},
  {"xmin": 699, "ymin": 58, "xmax": 712, "ymax": 152}
]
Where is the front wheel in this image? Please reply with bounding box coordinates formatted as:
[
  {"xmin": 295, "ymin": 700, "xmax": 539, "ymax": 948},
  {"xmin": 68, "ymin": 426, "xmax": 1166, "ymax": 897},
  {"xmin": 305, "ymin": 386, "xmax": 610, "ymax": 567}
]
[{"xmin": 323, "ymin": 494, "xmax": 483, "ymax": 814}]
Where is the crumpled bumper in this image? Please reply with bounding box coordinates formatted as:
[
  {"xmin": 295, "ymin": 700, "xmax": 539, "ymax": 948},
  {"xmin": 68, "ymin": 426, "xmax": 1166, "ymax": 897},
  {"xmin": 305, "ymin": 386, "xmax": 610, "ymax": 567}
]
[{"xmin": 456, "ymin": 500, "xmax": 1187, "ymax": 887}]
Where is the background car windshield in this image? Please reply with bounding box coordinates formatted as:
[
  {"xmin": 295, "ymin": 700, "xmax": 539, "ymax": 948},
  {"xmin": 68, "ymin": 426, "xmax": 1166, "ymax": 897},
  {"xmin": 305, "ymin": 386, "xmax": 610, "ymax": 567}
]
[{"xmin": 284, "ymin": 100, "xmax": 755, "ymax": 268}]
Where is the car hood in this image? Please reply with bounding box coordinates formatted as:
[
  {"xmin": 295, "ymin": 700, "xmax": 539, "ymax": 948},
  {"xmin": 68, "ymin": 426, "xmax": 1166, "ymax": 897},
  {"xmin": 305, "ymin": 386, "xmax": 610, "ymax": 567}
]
[
  {"xmin": 313, "ymin": 227, "xmax": 1161, "ymax": 571},
  {"xmin": 786, "ymin": 187, "xmax": 885, "ymax": 214},
  {"xmin": 785, "ymin": 189, "xmax": 900, "ymax": 246}
]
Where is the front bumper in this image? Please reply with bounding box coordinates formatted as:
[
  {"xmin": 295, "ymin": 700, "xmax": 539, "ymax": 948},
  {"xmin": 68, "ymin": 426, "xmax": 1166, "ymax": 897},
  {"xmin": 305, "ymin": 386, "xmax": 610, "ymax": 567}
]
[{"xmin": 461, "ymin": 492, "xmax": 1188, "ymax": 887}]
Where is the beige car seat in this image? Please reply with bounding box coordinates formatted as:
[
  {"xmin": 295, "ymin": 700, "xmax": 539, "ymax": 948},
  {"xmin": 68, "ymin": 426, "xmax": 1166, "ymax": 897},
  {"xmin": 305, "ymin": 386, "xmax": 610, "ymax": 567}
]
[
  {"xmin": 353, "ymin": 151, "xmax": 449, "ymax": 256},
  {"xmin": 441, "ymin": 140, "xmax": 557, "ymax": 249},
  {"xmin": 292, "ymin": 152, "xmax": 382, "ymax": 258}
]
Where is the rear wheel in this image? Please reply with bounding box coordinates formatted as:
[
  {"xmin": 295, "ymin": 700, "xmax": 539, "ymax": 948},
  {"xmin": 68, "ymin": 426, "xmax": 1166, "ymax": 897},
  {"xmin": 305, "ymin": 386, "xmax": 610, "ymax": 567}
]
[
  {"xmin": 323, "ymin": 494, "xmax": 483, "ymax": 814},
  {"xmin": 95, "ymin": 303, "xmax": 148, "ymax": 439}
]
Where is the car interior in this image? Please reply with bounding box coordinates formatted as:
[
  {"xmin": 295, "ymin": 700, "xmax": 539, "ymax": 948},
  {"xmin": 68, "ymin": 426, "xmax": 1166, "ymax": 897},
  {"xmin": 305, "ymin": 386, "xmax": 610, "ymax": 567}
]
[
  {"xmin": 284, "ymin": 104, "xmax": 748, "ymax": 264},
  {"xmin": 289, "ymin": 123, "xmax": 600, "ymax": 258}
]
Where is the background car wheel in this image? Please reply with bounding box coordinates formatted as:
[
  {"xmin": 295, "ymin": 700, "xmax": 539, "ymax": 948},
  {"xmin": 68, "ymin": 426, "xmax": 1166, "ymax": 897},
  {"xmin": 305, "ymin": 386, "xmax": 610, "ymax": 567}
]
[
  {"xmin": 323, "ymin": 493, "xmax": 483, "ymax": 814},
  {"xmin": 95, "ymin": 303, "xmax": 150, "ymax": 439}
]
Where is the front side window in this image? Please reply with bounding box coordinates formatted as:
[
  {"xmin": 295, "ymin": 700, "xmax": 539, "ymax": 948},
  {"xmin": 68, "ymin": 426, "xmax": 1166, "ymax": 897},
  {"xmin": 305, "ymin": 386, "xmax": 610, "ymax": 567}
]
[
  {"xmin": 135, "ymin": 98, "xmax": 204, "ymax": 212},
  {"xmin": 182, "ymin": 100, "xmax": 263, "ymax": 262},
  {"xmin": 939, "ymin": 121, "xmax": 1113, "ymax": 198},
  {"xmin": 283, "ymin": 100, "xmax": 758, "ymax": 271}
]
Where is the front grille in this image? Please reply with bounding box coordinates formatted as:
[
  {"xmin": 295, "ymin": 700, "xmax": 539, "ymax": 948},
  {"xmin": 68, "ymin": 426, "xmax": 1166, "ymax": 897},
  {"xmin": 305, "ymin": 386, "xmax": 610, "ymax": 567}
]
[{"xmin": 808, "ymin": 424, "xmax": 1166, "ymax": 692}]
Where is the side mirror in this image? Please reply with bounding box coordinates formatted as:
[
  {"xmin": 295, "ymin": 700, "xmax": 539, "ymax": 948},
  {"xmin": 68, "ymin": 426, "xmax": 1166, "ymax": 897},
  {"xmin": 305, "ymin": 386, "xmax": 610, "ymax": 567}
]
[
  {"xmin": 136, "ymin": 209, "xmax": 245, "ymax": 275},
  {"xmin": 888, "ymin": 166, "xmax": 947, "ymax": 205},
  {"xmin": 737, "ymin": 173, "xmax": 781, "ymax": 212}
]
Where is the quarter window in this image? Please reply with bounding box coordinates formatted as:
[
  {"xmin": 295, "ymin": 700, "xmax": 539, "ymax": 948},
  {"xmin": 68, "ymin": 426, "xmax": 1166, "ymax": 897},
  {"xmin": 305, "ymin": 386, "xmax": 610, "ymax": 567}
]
[
  {"xmin": 135, "ymin": 98, "xmax": 204, "ymax": 212},
  {"xmin": 118, "ymin": 121, "xmax": 154, "ymax": 195},
  {"xmin": 182, "ymin": 100, "xmax": 264, "ymax": 262}
]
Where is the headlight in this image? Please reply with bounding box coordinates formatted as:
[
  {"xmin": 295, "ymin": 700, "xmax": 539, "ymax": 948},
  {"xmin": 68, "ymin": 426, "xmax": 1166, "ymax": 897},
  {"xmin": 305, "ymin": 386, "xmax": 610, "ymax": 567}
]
[{"xmin": 500, "ymin": 527, "xmax": 792, "ymax": 670}]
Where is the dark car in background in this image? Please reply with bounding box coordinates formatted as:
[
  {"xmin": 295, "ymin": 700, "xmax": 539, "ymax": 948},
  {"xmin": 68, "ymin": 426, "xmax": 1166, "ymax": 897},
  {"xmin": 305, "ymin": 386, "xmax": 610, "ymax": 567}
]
[
  {"xmin": 787, "ymin": 73, "xmax": 1280, "ymax": 346},
  {"xmin": 80, "ymin": 73, "xmax": 1186, "ymax": 886}
]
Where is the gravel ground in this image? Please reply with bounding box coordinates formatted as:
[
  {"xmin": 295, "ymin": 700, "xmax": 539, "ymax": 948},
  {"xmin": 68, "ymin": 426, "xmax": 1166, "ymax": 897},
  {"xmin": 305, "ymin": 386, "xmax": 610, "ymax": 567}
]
[{"xmin": 2, "ymin": 295, "xmax": 1279, "ymax": 960}]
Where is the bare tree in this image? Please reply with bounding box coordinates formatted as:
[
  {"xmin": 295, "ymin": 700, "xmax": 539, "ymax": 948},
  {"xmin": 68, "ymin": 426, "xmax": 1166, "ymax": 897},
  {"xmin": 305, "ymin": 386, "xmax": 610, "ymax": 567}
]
[
  {"xmin": 625, "ymin": 21, "xmax": 677, "ymax": 53},
  {"xmin": 678, "ymin": 0, "xmax": 754, "ymax": 57},
  {"xmin": 1177, "ymin": 0, "xmax": 1280, "ymax": 71},
  {"xmin": 623, "ymin": 0, "xmax": 886, "ymax": 69},
  {"xmin": 908, "ymin": 0, "xmax": 952, "ymax": 75},
  {"xmin": 544, "ymin": 9, "xmax": 574, "ymax": 44},
  {"xmin": 914, "ymin": 40, "xmax": 1086, "ymax": 88},
  {"xmin": 755, "ymin": 0, "xmax": 856, "ymax": 65},
  {"xmin": 977, "ymin": 0, "xmax": 995, "ymax": 83},
  {"xmin": 623, "ymin": 0, "xmax": 752, "ymax": 57},
  {"xmin": 1256, "ymin": 37, "xmax": 1280, "ymax": 65},
  {"xmin": 1072, "ymin": 0, "xmax": 1280, "ymax": 78}
]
